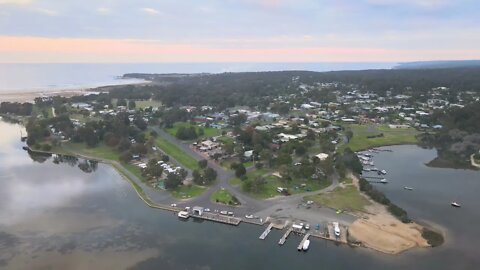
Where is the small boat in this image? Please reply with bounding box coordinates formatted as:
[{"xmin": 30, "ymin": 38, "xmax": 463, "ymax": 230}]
[
  {"xmin": 451, "ymin": 202, "xmax": 461, "ymax": 208},
  {"xmin": 177, "ymin": 211, "xmax": 190, "ymax": 219},
  {"xmin": 305, "ymin": 224, "xmax": 310, "ymax": 230},
  {"xmin": 245, "ymin": 214, "xmax": 254, "ymax": 219},
  {"xmin": 380, "ymin": 169, "xmax": 387, "ymax": 175},
  {"xmin": 302, "ymin": 239, "xmax": 310, "ymax": 251},
  {"xmin": 404, "ymin": 186, "xmax": 413, "ymax": 191},
  {"xmin": 380, "ymin": 179, "xmax": 388, "ymax": 184}
]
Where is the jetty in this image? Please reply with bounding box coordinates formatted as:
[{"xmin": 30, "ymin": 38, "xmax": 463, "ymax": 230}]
[
  {"xmin": 259, "ymin": 223, "xmax": 274, "ymax": 240},
  {"xmin": 191, "ymin": 212, "xmax": 241, "ymax": 226},
  {"xmin": 278, "ymin": 227, "xmax": 293, "ymax": 245},
  {"xmin": 297, "ymin": 233, "xmax": 311, "ymax": 250}
]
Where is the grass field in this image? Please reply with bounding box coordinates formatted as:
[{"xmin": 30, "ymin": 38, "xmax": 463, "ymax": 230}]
[
  {"xmin": 304, "ymin": 181, "xmax": 370, "ymax": 212},
  {"xmin": 171, "ymin": 185, "xmax": 206, "ymax": 199},
  {"xmin": 341, "ymin": 124, "xmax": 419, "ymax": 152},
  {"xmin": 62, "ymin": 142, "xmax": 119, "ymax": 161},
  {"xmin": 135, "ymin": 100, "xmax": 163, "ymax": 109},
  {"xmin": 211, "ymin": 189, "xmax": 239, "ymax": 205},
  {"xmin": 155, "ymin": 136, "xmax": 199, "ymax": 170},
  {"xmin": 166, "ymin": 122, "xmax": 223, "ymax": 139},
  {"xmin": 230, "ymin": 169, "xmax": 331, "ymax": 199}
]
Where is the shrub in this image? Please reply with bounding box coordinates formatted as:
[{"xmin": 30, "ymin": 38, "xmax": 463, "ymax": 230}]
[
  {"xmin": 422, "ymin": 228, "xmax": 444, "ymax": 247},
  {"xmin": 42, "ymin": 144, "xmax": 52, "ymax": 151}
]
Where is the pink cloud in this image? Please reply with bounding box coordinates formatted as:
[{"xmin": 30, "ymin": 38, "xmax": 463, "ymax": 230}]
[{"xmin": 0, "ymin": 36, "xmax": 479, "ymax": 63}]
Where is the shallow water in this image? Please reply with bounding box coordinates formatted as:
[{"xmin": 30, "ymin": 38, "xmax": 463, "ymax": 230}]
[{"xmin": 0, "ymin": 120, "xmax": 478, "ymax": 269}]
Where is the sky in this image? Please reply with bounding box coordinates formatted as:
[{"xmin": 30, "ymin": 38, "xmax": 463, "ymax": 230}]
[{"xmin": 0, "ymin": 0, "xmax": 479, "ymax": 63}]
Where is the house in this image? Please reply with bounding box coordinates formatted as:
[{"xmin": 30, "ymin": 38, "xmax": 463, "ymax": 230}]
[
  {"xmin": 315, "ymin": 153, "xmax": 329, "ymax": 161},
  {"xmin": 244, "ymin": 150, "xmax": 254, "ymax": 159}
]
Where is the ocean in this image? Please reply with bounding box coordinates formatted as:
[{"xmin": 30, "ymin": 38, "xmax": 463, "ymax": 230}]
[{"xmin": 0, "ymin": 62, "xmax": 395, "ymax": 92}]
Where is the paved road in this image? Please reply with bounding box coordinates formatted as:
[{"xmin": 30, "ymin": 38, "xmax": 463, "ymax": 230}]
[
  {"xmin": 151, "ymin": 127, "xmax": 269, "ymax": 214},
  {"xmin": 145, "ymin": 127, "xmax": 354, "ymax": 225}
]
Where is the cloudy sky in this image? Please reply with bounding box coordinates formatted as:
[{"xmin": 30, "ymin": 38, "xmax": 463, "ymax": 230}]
[{"xmin": 0, "ymin": 0, "xmax": 479, "ymax": 63}]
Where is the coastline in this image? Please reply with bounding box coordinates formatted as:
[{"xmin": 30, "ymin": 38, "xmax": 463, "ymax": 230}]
[
  {"xmin": 347, "ymin": 174, "xmax": 431, "ymax": 255},
  {"xmin": 0, "ymin": 81, "xmax": 151, "ymax": 103}
]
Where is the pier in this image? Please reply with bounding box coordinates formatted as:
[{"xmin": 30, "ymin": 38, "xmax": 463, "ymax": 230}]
[
  {"xmin": 278, "ymin": 227, "xmax": 293, "ymax": 245},
  {"xmin": 297, "ymin": 233, "xmax": 311, "ymax": 250},
  {"xmin": 191, "ymin": 212, "xmax": 241, "ymax": 226},
  {"xmin": 259, "ymin": 223, "xmax": 274, "ymax": 240}
]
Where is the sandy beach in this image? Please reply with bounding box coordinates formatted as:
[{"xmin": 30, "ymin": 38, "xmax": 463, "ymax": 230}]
[
  {"xmin": 347, "ymin": 174, "xmax": 430, "ymax": 254},
  {"xmin": 0, "ymin": 82, "xmax": 151, "ymax": 103},
  {"xmin": 0, "ymin": 89, "xmax": 95, "ymax": 103}
]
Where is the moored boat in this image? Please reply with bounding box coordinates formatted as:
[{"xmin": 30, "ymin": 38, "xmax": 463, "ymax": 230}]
[
  {"xmin": 404, "ymin": 186, "xmax": 413, "ymax": 191},
  {"xmin": 177, "ymin": 211, "xmax": 190, "ymax": 219},
  {"xmin": 451, "ymin": 202, "xmax": 461, "ymax": 208},
  {"xmin": 302, "ymin": 239, "xmax": 310, "ymax": 251}
]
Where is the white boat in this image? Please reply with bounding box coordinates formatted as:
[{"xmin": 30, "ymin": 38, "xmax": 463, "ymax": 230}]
[
  {"xmin": 302, "ymin": 239, "xmax": 310, "ymax": 251},
  {"xmin": 404, "ymin": 186, "xmax": 413, "ymax": 191},
  {"xmin": 380, "ymin": 169, "xmax": 387, "ymax": 175},
  {"xmin": 333, "ymin": 222, "xmax": 341, "ymax": 237},
  {"xmin": 380, "ymin": 178, "xmax": 388, "ymax": 184},
  {"xmin": 177, "ymin": 211, "xmax": 190, "ymax": 219},
  {"xmin": 245, "ymin": 214, "xmax": 254, "ymax": 219},
  {"xmin": 305, "ymin": 223, "xmax": 310, "ymax": 230},
  {"xmin": 451, "ymin": 202, "xmax": 461, "ymax": 208}
]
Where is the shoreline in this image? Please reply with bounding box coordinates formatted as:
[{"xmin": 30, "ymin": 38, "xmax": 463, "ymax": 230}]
[
  {"xmin": 22, "ymin": 136, "xmax": 438, "ymax": 256},
  {"xmin": 0, "ymin": 81, "xmax": 151, "ymax": 103},
  {"xmin": 347, "ymin": 174, "xmax": 431, "ymax": 255}
]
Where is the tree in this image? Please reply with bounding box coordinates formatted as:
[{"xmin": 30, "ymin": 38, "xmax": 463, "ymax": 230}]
[
  {"xmin": 178, "ymin": 168, "xmax": 188, "ymax": 180},
  {"xmin": 198, "ymin": 127, "xmax": 205, "ymax": 136},
  {"xmin": 128, "ymin": 100, "xmax": 136, "ymax": 110},
  {"xmin": 120, "ymin": 151, "xmax": 132, "ymax": 163},
  {"xmin": 229, "ymin": 113, "xmax": 247, "ymax": 126},
  {"xmin": 278, "ymin": 165, "xmax": 291, "ymax": 183},
  {"xmin": 345, "ymin": 130, "xmax": 354, "ymax": 142},
  {"xmin": 235, "ymin": 163, "xmax": 246, "ymax": 178},
  {"xmin": 251, "ymin": 176, "xmax": 266, "ymax": 193},
  {"xmin": 295, "ymin": 144, "xmax": 307, "ymax": 156},
  {"xmin": 146, "ymin": 158, "xmax": 163, "ymax": 178},
  {"xmin": 134, "ymin": 114, "xmax": 147, "ymax": 130},
  {"xmin": 192, "ymin": 169, "xmax": 203, "ymax": 185},
  {"xmin": 165, "ymin": 172, "xmax": 182, "ymax": 189},
  {"xmin": 204, "ymin": 167, "xmax": 217, "ymax": 183},
  {"xmin": 117, "ymin": 98, "xmax": 127, "ymax": 107},
  {"xmin": 198, "ymin": 159, "xmax": 208, "ymax": 169},
  {"xmin": 162, "ymin": 154, "xmax": 170, "ymax": 162}
]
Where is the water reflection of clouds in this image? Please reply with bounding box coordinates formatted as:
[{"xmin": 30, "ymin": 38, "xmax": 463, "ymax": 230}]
[{"xmin": 0, "ymin": 171, "xmax": 90, "ymax": 226}]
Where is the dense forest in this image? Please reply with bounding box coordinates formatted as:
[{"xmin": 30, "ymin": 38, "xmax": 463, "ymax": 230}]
[
  {"xmin": 123, "ymin": 68, "xmax": 480, "ymax": 108},
  {"xmin": 419, "ymin": 101, "xmax": 480, "ymax": 165}
]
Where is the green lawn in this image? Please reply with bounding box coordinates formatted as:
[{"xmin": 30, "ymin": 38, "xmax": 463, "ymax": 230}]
[
  {"xmin": 340, "ymin": 124, "xmax": 419, "ymax": 152},
  {"xmin": 166, "ymin": 122, "xmax": 223, "ymax": 139},
  {"xmin": 155, "ymin": 136, "xmax": 199, "ymax": 170},
  {"xmin": 171, "ymin": 185, "xmax": 206, "ymax": 199},
  {"xmin": 135, "ymin": 100, "xmax": 163, "ymax": 109},
  {"xmin": 230, "ymin": 169, "xmax": 332, "ymax": 199},
  {"xmin": 304, "ymin": 182, "xmax": 371, "ymax": 212},
  {"xmin": 229, "ymin": 169, "xmax": 268, "ymax": 186},
  {"xmin": 211, "ymin": 189, "xmax": 239, "ymax": 205},
  {"xmin": 60, "ymin": 141, "xmax": 206, "ymax": 199},
  {"xmin": 62, "ymin": 142, "xmax": 119, "ymax": 160}
]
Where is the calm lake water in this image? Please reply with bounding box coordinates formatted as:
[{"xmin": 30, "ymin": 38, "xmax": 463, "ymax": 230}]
[
  {"xmin": 0, "ymin": 63, "xmax": 395, "ymax": 92},
  {"xmin": 0, "ymin": 120, "xmax": 478, "ymax": 269}
]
